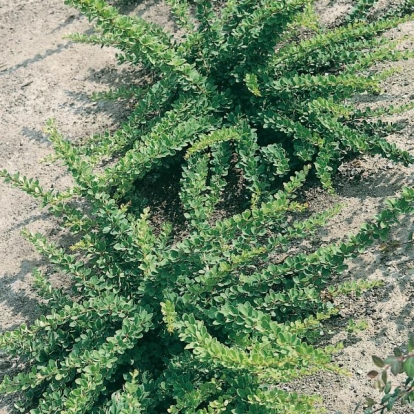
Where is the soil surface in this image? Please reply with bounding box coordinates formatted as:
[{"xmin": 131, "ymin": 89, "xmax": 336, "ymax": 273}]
[{"xmin": 1, "ymin": 1, "xmax": 414, "ymax": 413}]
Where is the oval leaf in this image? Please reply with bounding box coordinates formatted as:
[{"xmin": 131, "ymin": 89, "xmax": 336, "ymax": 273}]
[
  {"xmin": 391, "ymin": 360, "xmax": 403, "ymax": 376},
  {"xmin": 367, "ymin": 370, "xmax": 379, "ymax": 379},
  {"xmin": 373, "ymin": 378, "xmax": 384, "ymax": 391},
  {"xmin": 393, "ymin": 347, "xmax": 403, "ymax": 357},
  {"xmin": 384, "ymin": 356, "xmax": 397, "ymax": 365},
  {"xmin": 372, "ymin": 355, "xmax": 385, "ymax": 368},
  {"xmin": 381, "ymin": 369, "xmax": 388, "ymax": 384},
  {"xmin": 365, "ymin": 397, "xmax": 376, "ymax": 407},
  {"xmin": 403, "ymin": 357, "xmax": 414, "ymax": 378},
  {"xmin": 408, "ymin": 333, "xmax": 414, "ymax": 353}
]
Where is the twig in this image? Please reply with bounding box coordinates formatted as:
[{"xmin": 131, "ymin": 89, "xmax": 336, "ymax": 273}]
[{"xmin": 21, "ymin": 80, "xmax": 33, "ymax": 88}]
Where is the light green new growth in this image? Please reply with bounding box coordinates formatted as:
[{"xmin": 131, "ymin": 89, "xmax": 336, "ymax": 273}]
[{"xmin": 1, "ymin": 0, "xmax": 414, "ymax": 412}]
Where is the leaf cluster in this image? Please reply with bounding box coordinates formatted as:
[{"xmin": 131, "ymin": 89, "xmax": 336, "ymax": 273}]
[
  {"xmin": 0, "ymin": 0, "xmax": 414, "ymax": 412},
  {"xmin": 361, "ymin": 334, "xmax": 414, "ymax": 413}
]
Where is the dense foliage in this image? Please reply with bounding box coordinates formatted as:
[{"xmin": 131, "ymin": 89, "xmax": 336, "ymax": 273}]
[{"xmin": 1, "ymin": 0, "xmax": 414, "ymax": 412}]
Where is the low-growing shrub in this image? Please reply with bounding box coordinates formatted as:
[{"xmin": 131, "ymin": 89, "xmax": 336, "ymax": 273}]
[{"xmin": 1, "ymin": 0, "xmax": 414, "ymax": 412}]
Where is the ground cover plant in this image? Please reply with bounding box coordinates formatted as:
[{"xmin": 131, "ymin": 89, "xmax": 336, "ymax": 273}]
[{"xmin": 1, "ymin": 0, "xmax": 414, "ymax": 412}]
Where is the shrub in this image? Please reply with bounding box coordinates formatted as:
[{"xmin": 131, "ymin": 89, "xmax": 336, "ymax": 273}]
[{"xmin": 1, "ymin": 0, "xmax": 414, "ymax": 412}]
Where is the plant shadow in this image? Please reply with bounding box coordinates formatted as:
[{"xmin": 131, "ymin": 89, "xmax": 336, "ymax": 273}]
[{"xmin": 0, "ymin": 43, "xmax": 73, "ymax": 76}]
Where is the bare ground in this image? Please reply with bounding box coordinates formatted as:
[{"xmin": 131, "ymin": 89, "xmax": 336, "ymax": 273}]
[{"xmin": 1, "ymin": 1, "xmax": 414, "ymax": 413}]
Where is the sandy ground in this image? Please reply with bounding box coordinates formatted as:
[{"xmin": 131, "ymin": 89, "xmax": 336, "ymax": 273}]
[{"xmin": 0, "ymin": 1, "xmax": 414, "ymax": 413}]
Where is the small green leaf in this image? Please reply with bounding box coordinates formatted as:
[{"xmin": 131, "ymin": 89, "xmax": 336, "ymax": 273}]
[
  {"xmin": 372, "ymin": 355, "xmax": 385, "ymax": 368},
  {"xmin": 365, "ymin": 397, "xmax": 376, "ymax": 407},
  {"xmin": 393, "ymin": 347, "xmax": 403, "ymax": 357},
  {"xmin": 381, "ymin": 369, "xmax": 388, "ymax": 384},
  {"xmin": 373, "ymin": 378, "xmax": 384, "ymax": 391},
  {"xmin": 391, "ymin": 360, "xmax": 403, "ymax": 376},
  {"xmin": 403, "ymin": 357, "xmax": 414, "ymax": 378}
]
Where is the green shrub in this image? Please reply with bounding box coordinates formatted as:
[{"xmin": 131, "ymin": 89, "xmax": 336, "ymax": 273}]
[{"xmin": 1, "ymin": 0, "xmax": 414, "ymax": 412}]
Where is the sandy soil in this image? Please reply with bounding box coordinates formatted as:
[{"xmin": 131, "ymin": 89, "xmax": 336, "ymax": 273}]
[{"xmin": 0, "ymin": 1, "xmax": 414, "ymax": 413}]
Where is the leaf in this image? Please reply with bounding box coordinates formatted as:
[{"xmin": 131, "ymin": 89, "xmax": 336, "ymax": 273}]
[
  {"xmin": 391, "ymin": 360, "xmax": 403, "ymax": 376},
  {"xmin": 393, "ymin": 347, "xmax": 403, "ymax": 357},
  {"xmin": 408, "ymin": 333, "xmax": 414, "ymax": 353},
  {"xmin": 373, "ymin": 379, "xmax": 384, "ymax": 391},
  {"xmin": 365, "ymin": 397, "xmax": 376, "ymax": 407},
  {"xmin": 403, "ymin": 357, "xmax": 414, "ymax": 378},
  {"xmin": 372, "ymin": 355, "xmax": 385, "ymax": 368},
  {"xmin": 367, "ymin": 370, "xmax": 379, "ymax": 379},
  {"xmin": 381, "ymin": 370, "xmax": 388, "ymax": 384}
]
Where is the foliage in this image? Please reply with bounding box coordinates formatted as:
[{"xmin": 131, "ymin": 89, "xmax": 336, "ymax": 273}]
[
  {"xmin": 361, "ymin": 334, "xmax": 414, "ymax": 413},
  {"xmin": 1, "ymin": 0, "xmax": 414, "ymax": 412},
  {"xmin": 64, "ymin": 0, "xmax": 414, "ymax": 196}
]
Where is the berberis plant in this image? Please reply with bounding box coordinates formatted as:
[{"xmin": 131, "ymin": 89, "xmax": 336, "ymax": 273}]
[
  {"xmin": 1, "ymin": 0, "xmax": 414, "ymax": 412},
  {"xmin": 359, "ymin": 334, "xmax": 414, "ymax": 413}
]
